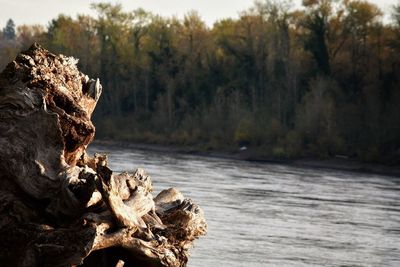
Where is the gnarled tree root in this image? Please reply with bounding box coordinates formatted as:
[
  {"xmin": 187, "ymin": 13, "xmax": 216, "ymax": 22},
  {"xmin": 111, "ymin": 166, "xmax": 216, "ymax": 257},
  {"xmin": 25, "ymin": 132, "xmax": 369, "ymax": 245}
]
[{"xmin": 0, "ymin": 44, "xmax": 206, "ymax": 267}]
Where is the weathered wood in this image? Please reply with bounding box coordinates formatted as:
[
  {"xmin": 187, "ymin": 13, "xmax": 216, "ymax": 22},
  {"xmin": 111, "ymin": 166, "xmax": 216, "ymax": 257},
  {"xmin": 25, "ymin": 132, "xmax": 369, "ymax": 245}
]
[{"xmin": 0, "ymin": 44, "xmax": 206, "ymax": 267}]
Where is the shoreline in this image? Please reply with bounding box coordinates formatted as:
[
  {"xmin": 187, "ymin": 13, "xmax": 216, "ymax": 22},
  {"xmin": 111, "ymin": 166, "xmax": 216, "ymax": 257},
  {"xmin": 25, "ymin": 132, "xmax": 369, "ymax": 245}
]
[{"xmin": 91, "ymin": 140, "xmax": 400, "ymax": 177}]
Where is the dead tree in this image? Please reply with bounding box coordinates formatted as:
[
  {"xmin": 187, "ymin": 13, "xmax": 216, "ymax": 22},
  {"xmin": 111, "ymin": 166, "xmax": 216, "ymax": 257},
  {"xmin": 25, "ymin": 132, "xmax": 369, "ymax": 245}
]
[{"xmin": 0, "ymin": 43, "xmax": 206, "ymax": 267}]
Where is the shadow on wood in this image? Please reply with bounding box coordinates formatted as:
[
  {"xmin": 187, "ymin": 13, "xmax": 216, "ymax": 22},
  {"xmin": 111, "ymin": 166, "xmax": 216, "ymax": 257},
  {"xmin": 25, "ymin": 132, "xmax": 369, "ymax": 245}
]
[{"xmin": 0, "ymin": 43, "xmax": 206, "ymax": 267}]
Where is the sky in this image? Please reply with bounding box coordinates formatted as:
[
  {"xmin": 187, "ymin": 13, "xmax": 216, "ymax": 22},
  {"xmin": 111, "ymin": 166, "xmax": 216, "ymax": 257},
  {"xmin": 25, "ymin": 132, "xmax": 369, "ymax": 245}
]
[{"xmin": 0, "ymin": 0, "xmax": 398, "ymax": 28}]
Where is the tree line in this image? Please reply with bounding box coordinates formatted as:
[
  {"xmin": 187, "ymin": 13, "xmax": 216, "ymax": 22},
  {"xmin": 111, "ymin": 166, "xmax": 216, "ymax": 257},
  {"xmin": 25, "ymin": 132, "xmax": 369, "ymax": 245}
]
[{"xmin": 1, "ymin": 0, "xmax": 400, "ymax": 163}]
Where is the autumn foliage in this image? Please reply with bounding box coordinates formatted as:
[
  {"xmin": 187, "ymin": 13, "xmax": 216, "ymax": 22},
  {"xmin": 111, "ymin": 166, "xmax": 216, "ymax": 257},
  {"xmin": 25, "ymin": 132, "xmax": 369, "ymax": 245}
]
[{"xmin": 1, "ymin": 0, "xmax": 400, "ymax": 163}]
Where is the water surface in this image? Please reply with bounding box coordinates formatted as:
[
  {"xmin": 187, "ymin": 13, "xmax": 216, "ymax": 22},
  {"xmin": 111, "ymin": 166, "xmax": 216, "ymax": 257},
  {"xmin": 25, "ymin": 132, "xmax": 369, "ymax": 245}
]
[{"xmin": 89, "ymin": 144, "xmax": 400, "ymax": 267}]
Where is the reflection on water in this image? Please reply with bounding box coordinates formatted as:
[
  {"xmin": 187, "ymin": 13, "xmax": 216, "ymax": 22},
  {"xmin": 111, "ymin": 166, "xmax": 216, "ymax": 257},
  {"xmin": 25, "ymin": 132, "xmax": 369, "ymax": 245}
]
[{"xmin": 88, "ymin": 144, "xmax": 400, "ymax": 267}]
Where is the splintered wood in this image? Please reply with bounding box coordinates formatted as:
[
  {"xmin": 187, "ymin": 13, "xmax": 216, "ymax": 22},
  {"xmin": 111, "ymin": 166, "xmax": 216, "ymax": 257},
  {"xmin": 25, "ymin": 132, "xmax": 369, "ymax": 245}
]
[{"xmin": 0, "ymin": 44, "xmax": 206, "ymax": 267}]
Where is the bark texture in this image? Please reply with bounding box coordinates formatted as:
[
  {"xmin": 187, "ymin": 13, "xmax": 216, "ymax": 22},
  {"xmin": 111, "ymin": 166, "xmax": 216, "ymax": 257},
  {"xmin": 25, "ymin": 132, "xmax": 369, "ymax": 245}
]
[{"xmin": 0, "ymin": 43, "xmax": 206, "ymax": 267}]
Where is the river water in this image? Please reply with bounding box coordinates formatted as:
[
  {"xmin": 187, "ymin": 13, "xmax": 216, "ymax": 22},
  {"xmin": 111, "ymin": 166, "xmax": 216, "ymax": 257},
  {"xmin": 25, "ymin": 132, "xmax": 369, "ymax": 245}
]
[{"xmin": 88, "ymin": 144, "xmax": 400, "ymax": 267}]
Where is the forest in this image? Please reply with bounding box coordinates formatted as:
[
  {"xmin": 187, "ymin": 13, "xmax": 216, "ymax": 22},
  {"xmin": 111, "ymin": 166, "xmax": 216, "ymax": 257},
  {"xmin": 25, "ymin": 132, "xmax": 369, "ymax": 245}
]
[{"xmin": 1, "ymin": 0, "xmax": 400, "ymax": 163}]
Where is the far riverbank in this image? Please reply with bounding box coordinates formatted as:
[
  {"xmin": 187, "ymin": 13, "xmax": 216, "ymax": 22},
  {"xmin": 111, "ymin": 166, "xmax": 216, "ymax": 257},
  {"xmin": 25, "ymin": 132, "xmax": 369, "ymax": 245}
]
[{"xmin": 91, "ymin": 140, "xmax": 400, "ymax": 177}]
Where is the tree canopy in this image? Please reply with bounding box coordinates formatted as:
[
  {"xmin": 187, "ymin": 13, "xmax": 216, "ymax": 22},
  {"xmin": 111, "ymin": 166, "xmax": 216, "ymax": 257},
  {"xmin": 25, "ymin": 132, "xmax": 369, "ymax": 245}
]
[
  {"xmin": 1, "ymin": 0, "xmax": 400, "ymax": 163},
  {"xmin": 3, "ymin": 19, "xmax": 16, "ymax": 40}
]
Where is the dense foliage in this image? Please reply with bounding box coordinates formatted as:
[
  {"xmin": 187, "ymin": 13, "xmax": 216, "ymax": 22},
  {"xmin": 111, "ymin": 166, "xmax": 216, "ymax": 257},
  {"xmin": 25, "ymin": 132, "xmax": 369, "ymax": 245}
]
[{"xmin": 1, "ymin": 0, "xmax": 400, "ymax": 163}]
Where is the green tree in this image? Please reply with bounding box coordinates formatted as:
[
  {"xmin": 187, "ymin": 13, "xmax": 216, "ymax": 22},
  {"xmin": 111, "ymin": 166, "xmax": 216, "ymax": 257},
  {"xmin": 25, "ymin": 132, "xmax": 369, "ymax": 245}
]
[
  {"xmin": 3, "ymin": 19, "xmax": 16, "ymax": 40},
  {"xmin": 301, "ymin": 0, "xmax": 335, "ymax": 75}
]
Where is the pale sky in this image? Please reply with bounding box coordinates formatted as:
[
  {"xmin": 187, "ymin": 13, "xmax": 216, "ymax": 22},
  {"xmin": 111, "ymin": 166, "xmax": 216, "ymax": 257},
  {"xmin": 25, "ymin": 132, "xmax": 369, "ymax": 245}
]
[{"xmin": 0, "ymin": 0, "xmax": 398, "ymax": 29}]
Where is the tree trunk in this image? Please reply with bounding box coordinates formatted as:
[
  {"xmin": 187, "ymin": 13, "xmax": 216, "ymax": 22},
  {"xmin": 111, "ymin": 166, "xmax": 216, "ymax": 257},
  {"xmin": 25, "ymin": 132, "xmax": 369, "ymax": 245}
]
[{"xmin": 0, "ymin": 43, "xmax": 206, "ymax": 267}]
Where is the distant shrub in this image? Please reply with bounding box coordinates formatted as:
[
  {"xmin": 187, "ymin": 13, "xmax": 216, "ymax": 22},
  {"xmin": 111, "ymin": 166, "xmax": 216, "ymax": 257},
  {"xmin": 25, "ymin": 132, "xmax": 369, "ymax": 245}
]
[
  {"xmin": 285, "ymin": 130, "xmax": 303, "ymax": 157},
  {"xmin": 272, "ymin": 146, "xmax": 286, "ymax": 158},
  {"xmin": 234, "ymin": 118, "xmax": 253, "ymax": 146}
]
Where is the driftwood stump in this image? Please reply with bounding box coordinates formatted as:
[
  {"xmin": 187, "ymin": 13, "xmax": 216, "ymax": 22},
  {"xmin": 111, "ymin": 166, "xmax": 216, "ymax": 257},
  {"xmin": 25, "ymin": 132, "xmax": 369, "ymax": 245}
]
[{"xmin": 0, "ymin": 43, "xmax": 207, "ymax": 267}]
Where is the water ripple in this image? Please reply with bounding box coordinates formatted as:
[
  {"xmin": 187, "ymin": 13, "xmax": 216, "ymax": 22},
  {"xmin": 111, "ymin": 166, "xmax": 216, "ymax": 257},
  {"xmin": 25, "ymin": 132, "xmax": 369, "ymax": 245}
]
[{"xmin": 89, "ymin": 144, "xmax": 400, "ymax": 267}]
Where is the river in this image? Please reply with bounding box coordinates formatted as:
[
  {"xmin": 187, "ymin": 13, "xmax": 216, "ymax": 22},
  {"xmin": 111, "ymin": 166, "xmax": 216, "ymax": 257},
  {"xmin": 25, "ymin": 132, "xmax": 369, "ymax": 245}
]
[{"xmin": 88, "ymin": 144, "xmax": 400, "ymax": 267}]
